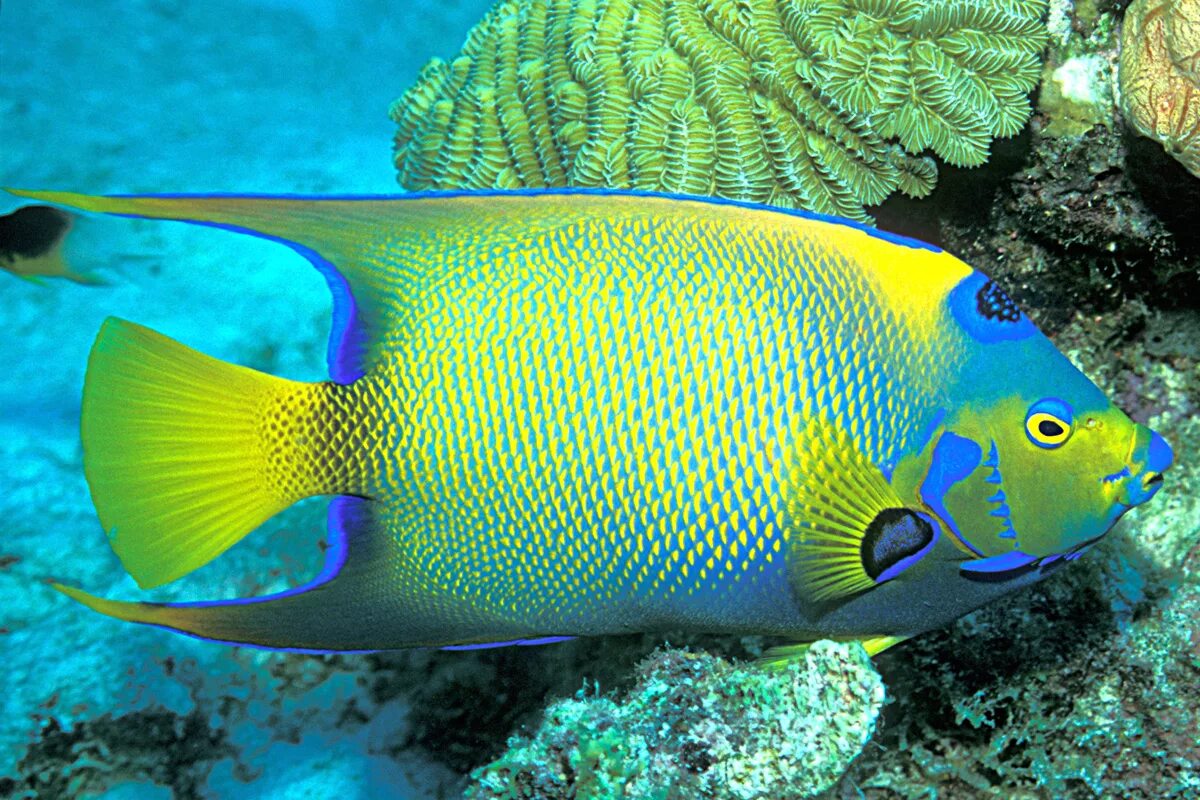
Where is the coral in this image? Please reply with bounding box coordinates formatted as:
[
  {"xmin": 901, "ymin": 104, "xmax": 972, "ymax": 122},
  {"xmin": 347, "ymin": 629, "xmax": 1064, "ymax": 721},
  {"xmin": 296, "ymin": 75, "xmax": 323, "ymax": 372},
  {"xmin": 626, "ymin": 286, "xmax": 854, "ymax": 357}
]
[
  {"xmin": 1119, "ymin": 0, "xmax": 1200, "ymax": 178},
  {"xmin": 926, "ymin": 0, "xmax": 1200, "ymax": 323},
  {"xmin": 465, "ymin": 641, "xmax": 885, "ymax": 800},
  {"xmin": 1, "ymin": 710, "xmax": 226, "ymax": 799},
  {"xmin": 906, "ymin": 4, "xmax": 1200, "ymax": 330},
  {"xmin": 391, "ymin": 0, "xmax": 1049, "ymax": 221},
  {"xmin": 1039, "ymin": 51, "xmax": 1116, "ymax": 136}
]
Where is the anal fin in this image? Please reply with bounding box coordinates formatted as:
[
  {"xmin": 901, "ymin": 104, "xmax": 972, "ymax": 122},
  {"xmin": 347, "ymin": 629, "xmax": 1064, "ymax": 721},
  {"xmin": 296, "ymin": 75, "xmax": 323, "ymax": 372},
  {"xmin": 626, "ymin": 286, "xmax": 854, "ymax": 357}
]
[
  {"xmin": 53, "ymin": 497, "xmax": 388, "ymax": 652},
  {"xmin": 758, "ymin": 635, "xmax": 909, "ymax": 669},
  {"xmin": 54, "ymin": 497, "xmax": 570, "ymax": 653}
]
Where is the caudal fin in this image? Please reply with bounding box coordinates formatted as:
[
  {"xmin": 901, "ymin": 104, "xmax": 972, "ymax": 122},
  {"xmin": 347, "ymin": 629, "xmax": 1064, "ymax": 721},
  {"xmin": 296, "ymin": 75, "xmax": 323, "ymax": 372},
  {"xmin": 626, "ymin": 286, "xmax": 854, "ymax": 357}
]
[{"xmin": 83, "ymin": 318, "xmax": 324, "ymax": 588}]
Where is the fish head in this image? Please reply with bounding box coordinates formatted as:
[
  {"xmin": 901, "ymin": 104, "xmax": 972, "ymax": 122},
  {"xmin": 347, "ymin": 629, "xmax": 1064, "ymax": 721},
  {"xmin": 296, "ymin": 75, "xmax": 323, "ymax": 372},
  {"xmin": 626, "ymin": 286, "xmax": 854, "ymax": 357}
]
[
  {"xmin": 929, "ymin": 397, "xmax": 1171, "ymax": 563},
  {"xmin": 912, "ymin": 271, "xmax": 1174, "ymax": 571}
]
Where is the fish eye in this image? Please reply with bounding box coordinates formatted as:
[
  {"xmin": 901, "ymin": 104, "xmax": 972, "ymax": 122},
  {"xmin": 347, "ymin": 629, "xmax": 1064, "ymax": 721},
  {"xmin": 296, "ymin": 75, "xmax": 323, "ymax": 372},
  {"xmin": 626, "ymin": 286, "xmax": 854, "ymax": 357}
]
[{"xmin": 1025, "ymin": 398, "xmax": 1074, "ymax": 449}]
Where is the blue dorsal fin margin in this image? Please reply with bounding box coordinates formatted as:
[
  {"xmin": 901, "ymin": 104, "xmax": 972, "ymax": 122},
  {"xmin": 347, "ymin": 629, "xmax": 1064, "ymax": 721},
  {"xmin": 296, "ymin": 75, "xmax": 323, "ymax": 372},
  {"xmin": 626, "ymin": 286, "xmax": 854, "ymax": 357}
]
[
  {"xmin": 96, "ymin": 215, "xmax": 370, "ymax": 383},
  {"xmin": 207, "ymin": 227, "xmax": 368, "ymax": 384}
]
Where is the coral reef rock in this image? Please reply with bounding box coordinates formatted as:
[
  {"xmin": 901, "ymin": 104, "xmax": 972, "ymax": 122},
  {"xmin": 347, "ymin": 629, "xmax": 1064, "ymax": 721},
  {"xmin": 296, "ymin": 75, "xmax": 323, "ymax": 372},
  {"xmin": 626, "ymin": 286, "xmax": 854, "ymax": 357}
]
[
  {"xmin": 1119, "ymin": 0, "xmax": 1200, "ymax": 178},
  {"xmin": 392, "ymin": 0, "xmax": 1049, "ymax": 221},
  {"xmin": 464, "ymin": 641, "xmax": 884, "ymax": 800}
]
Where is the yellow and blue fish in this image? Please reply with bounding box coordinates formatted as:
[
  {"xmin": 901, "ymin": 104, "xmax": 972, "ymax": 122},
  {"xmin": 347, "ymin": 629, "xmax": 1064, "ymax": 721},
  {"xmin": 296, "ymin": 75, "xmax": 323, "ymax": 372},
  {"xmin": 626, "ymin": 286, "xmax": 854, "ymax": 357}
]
[{"xmin": 11, "ymin": 188, "xmax": 1173, "ymax": 658}]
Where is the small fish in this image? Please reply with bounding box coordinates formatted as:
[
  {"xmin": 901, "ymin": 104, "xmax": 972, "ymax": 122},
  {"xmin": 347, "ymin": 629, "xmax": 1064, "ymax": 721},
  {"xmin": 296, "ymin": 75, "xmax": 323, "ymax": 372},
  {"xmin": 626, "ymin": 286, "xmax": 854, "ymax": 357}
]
[
  {"xmin": 11, "ymin": 188, "xmax": 1172, "ymax": 659},
  {"xmin": 0, "ymin": 205, "xmax": 102, "ymax": 285}
]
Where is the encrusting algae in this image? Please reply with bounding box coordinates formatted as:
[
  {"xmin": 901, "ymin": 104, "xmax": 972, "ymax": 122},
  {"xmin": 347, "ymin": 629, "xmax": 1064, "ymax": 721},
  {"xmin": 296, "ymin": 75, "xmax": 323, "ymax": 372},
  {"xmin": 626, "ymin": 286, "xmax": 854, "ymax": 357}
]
[
  {"xmin": 465, "ymin": 642, "xmax": 885, "ymax": 800},
  {"xmin": 391, "ymin": 0, "xmax": 1050, "ymax": 221}
]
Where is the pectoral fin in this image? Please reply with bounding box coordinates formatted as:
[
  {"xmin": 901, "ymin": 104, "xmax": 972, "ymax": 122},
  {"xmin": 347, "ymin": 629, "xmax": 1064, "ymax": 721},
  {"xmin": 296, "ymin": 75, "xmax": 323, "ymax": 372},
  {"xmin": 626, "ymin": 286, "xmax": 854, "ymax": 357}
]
[{"xmin": 787, "ymin": 420, "xmax": 938, "ymax": 602}]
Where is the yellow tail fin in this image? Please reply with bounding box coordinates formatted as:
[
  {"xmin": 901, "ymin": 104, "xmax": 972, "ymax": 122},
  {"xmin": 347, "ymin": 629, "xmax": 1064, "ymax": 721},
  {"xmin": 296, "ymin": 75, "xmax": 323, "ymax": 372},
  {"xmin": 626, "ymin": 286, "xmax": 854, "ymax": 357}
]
[{"xmin": 83, "ymin": 318, "xmax": 321, "ymax": 588}]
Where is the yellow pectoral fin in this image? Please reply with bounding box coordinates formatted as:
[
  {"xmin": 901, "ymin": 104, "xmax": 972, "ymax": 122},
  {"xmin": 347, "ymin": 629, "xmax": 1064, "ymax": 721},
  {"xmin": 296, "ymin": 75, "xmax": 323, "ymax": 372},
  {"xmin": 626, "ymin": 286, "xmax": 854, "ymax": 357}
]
[{"xmin": 788, "ymin": 418, "xmax": 940, "ymax": 603}]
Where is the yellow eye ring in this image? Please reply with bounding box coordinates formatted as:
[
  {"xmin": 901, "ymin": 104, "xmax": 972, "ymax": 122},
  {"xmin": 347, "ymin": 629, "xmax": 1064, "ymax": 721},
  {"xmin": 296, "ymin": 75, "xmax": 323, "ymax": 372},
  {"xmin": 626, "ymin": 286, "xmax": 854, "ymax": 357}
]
[{"xmin": 1026, "ymin": 411, "xmax": 1072, "ymax": 448}]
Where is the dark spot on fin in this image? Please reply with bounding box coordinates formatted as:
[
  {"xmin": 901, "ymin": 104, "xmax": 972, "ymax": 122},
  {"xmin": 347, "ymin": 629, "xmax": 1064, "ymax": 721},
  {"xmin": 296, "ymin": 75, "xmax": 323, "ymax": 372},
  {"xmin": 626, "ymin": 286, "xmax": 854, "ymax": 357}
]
[
  {"xmin": 0, "ymin": 205, "xmax": 70, "ymax": 260},
  {"xmin": 786, "ymin": 418, "xmax": 920, "ymax": 603},
  {"xmin": 862, "ymin": 508, "xmax": 938, "ymax": 582},
  {"xmin": 0, "ymin": 205, "xmax": 98, "ymax": 283}
]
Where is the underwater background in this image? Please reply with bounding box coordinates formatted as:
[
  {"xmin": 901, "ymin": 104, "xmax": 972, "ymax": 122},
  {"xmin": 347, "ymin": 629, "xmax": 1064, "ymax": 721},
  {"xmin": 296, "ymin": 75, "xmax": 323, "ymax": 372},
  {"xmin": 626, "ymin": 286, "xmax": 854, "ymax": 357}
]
[{"xmin": 1, "ymin": 0, "xmax": 1198, "ymax": 798}]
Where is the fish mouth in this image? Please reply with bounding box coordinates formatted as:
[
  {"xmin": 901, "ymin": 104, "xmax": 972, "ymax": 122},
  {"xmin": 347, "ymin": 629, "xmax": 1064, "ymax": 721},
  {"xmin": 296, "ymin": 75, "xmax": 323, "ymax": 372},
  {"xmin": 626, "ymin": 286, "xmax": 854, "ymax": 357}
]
[{"xmin": 1109, "ymin": 427, "xmax": 1172, "ymax": 507}]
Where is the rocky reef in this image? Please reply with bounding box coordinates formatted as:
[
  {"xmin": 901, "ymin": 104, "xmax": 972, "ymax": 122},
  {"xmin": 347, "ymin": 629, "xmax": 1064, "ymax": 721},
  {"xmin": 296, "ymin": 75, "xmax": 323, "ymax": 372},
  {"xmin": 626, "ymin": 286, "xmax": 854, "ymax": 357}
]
[
  {"xmin": 391, "ymin": 0, "xmax": 1049, "ymax": 221},
  {"xmin": 465, "ymin": 642, "xmax": 884, "ymax": 800}
]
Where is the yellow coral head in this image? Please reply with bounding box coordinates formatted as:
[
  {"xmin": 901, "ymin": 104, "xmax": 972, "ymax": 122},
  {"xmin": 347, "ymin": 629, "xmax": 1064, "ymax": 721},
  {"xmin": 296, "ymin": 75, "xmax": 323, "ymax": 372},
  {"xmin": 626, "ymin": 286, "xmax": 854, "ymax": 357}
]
[{"xmin": 1119, "ymin": 0, "xmax": 1200, "ymax": 178}]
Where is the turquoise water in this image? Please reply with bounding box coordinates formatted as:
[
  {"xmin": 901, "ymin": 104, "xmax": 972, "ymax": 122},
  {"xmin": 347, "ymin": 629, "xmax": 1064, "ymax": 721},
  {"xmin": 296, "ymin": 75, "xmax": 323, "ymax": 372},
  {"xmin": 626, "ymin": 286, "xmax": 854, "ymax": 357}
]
[
  {"xmin": 3, "ymin": 1, "xmax": 1198, "ymax": 798},
  {"xmin": 1, "ymin": 2, "xmax": 493, "ymax": 796}
]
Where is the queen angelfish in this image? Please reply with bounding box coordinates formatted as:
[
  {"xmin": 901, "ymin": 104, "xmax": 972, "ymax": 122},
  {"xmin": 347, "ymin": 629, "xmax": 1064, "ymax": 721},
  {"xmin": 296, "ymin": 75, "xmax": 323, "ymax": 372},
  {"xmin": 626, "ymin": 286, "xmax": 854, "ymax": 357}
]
[{"xmin": 12, "ymin": 188, "xmax": 1173, "ymax": 660}]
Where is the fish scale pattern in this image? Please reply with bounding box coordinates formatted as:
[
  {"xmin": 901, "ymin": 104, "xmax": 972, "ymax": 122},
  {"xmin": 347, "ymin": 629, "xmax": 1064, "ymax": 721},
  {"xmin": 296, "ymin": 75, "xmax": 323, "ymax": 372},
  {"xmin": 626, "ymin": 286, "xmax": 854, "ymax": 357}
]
[
  {"xmin": 391, "ymin": 0, "xmax": 1048, "ymax": 222},
  {"xmin": 257, "ymin": 383, "xmax": 385, "ymax": 504},
  {"xmin": 283, "ymin": 199, "xmax": 959, "ymax": 638}
]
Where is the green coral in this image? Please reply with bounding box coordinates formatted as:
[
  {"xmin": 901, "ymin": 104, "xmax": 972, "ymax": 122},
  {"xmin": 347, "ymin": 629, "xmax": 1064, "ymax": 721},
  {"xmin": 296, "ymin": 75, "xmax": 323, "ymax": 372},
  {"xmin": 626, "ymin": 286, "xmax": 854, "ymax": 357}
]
[
  {"xmin": 391, "ymin": 0, "xmax": 1049, "ymax": 221},
  {"xmin": 465, "ymin": 641, "xmax": 885, "ymax": 799}
]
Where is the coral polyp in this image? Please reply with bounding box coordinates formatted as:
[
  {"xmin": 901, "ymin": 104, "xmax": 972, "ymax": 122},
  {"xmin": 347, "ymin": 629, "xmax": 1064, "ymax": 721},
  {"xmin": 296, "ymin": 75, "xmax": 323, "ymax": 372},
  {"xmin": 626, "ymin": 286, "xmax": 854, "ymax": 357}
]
[{"xmin": 391, "ymin": 0, "xmax": 1049, "ymax": 221}]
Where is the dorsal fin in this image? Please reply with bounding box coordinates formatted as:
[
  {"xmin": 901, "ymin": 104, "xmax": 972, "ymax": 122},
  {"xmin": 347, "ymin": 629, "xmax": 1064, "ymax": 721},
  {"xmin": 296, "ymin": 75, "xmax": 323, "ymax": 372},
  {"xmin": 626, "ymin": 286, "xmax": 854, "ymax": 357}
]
[
  {"xmin": 4, "ymin": 189, "xmax": 433, "ymax": 382},
  {"xmin": 6, "ymin": 186, "xmax": 947, "ymax": 384}
]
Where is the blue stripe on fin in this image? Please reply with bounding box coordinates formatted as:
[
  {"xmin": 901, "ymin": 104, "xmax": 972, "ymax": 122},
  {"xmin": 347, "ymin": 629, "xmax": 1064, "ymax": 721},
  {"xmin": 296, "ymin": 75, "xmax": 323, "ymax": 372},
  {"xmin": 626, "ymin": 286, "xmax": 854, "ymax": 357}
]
[
  {"xmin": 959, "ymin": 550, "xmax": 1039, "ymax": 575},
  {"xmin": 441, "ymin": 635, "xmax": 576, "ymax": 651}
]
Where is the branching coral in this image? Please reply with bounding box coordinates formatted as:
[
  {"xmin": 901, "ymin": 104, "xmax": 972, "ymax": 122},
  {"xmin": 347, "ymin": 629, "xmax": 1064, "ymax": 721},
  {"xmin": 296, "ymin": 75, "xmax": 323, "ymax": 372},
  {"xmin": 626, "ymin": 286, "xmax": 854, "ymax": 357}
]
[
  {"xmin": 1119, "ymin": 0, "xmax": 1200, "ymax": 178},
  {"xmin": 391, "ymin": 0, "xmax": 1049, "ymax": 221},
  {"xmin": 464, "ymin": 641, "xmax": 884, "ymax": 799}
]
